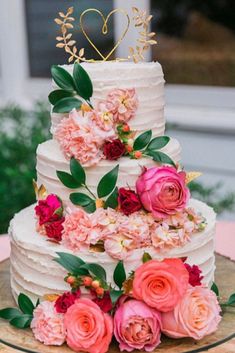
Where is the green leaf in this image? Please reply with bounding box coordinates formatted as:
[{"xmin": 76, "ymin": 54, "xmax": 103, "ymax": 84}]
[
  {"xmin": 18, "ymin": 294, "xmax": 35, "ymax": 315},
  {"xmin": 142, "ymin": 252, "xmax": 152, "ymax": 263},
  {"xmin": 227, "ymin": 293, "xmax": 235, "ymax": 306},
  {"xmin": 104, "ymin": 187, "xmax": 118, "ymax": 209},
  {"xmin": 81, "ymin": 263, "xmax": 107, "ymax": 282},
  {"xmin": 146, "ymin": 150, "xmax": 176, "ymax": 167},
  {"xmin": 48, "ymin": 89, "xmax": 74, "ymax": 105},
  {"xmin": 54, "ymin": 252, "xmax": 87, "ymax": 275},
  {"xmin": 73, "ymin": 63, "xmax": 93, "ymax": 100},
  {"xmin": 211, "ymin": 282, "xmax": 219, "ymax": 297},
  {"xmin": 146, "ymin": 136, "xmax": 170, "ymax": 151},
  {"xmin": 51, "ymin": 65, "xmax": 75, "ymax": 91},
  {"xmin": 0, "ymin": 308, "xmax": 22, "ymax": 320},
  {"xmin": 97, "ymin": 165, "xmax": 119, "ymax": 198},
  {"xmin": 70, "ymin": 158, "xmax": 86, "ymax": 185},
  {"xmin": 53, "ymin": 97, "xmax": 82, "ymax": 113},
  {"xmin": 113, "ymin": 261, "xmax": 126, "ymax": 290},
  {"xmin": 36, "ymin": 298, "xmax": 40, "ymax": 307},
  {"xmin": 133, "ymin": 130, "xmax": 152, "ymax": 151},
  {"xmin": 10, "ymin": 315, "xmax": 32, "ymax": 329},
  {"xmin": 56, "ymin": 171, "xmax": 80, "ymax": 189},
  {"xmin": 110, "ymin": 289, "xmax": 123, "ymax": 305},
  {"xmin": 70, "ymin": 193, "xmax": 96, "ymax": 213}
]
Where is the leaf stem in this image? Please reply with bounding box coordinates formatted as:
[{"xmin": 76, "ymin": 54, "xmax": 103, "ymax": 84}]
[{"xmin": 83, "ymin": 184, "xmax": 97, "ymax": 199}]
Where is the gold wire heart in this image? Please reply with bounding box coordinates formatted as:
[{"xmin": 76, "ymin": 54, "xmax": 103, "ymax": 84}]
[{"xmin": 80, "ymin": 8, "xmax": 130, "ymax": 61}]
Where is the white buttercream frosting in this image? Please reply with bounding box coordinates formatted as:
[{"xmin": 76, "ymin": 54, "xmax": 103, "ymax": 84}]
[
  {"xmin": 51, "ymin": 62, "xmax": 165, "ymax": 137},
  {"xmin": 9, "ymin": 199, "xmax": 216, "ymax": 304},
  {"xmin": 36, "ymin": 138, "xmax": 181, "ymax": 205}
]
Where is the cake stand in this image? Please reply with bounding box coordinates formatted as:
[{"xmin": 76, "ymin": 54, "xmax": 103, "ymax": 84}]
[{"xmin": 0, "ymin": 254, "xmax": 235, "ymax": 353}]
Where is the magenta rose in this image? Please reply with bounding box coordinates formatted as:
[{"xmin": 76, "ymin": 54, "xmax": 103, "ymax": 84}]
[
  {"xmin": 55, "ymin": 289, "xmax": 81, "ymax": 313},
  {"xmin": 136, "ymin": 166, "xmax": 190, "ymax": 218},
  {"xmin": 114, "ymin": 299, "xmax": 162, "ymax": 352},
  {"xmin": 35, "ymin": 194, "xmax": 62, "ymax": 225},
  {"xmin": 103, "ymin": 139, "xmax": 126, "ymax": 160},
  {"xmin": 45, "ymin": 217, "xmax": 65, "ymax": 242},
  {"xmin": 185, "ymin": 263, "xmax": 204, "ymax": 287},
  {"xmin": 118, "ymin": 188, "xmax": 142, "ymax": 215}
]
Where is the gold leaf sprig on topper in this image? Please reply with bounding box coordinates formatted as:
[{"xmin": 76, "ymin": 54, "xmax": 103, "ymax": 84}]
[{"xmin": 55, "ymin": 6, "xmax": 157, "ymax": 63}]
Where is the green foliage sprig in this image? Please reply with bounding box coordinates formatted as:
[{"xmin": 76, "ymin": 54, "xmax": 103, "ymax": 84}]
[
  {"xmin": 49, "ymin": 63, "xmax": 93, "ymax": 113},
  {"xmin": 57, "ymin": 158, "xmax": 119, "ymax": 212},
  {"xmin": 0, "ymin": 294, "xmax": 39, "ymax": 329}
]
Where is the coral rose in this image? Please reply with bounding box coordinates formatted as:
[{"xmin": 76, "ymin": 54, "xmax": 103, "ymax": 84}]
[
  {"xmin": 162, "ymin": 286, "xmax": 221, "ymax": 340},
  {"xmin": 114, "ymin": 299, "xmax": 162, "ymax": 352},
  {"xmin": 136, "ymin": 166, "xmax": 190, "ymax": 219},
  {"xmin": 55, "ymin": 289, "xmax": 81, "ymax": 313},
  {"xmin": 106, "ymin": 88, "xmax": 138, "ymax": 123},
  {"xmin": 35, "ymin": 194, "xmax": 62, "ymax": 225},
  {"xmin": 31, "ymin": 301, "xmax": 66, "ymax": 346},
  {"xmin": 118, "ymin": 188, "xmax": 142, "ymax": 215},
  {"xmin": 132, "ymin": 259, "xmax": 189, "ymax": 312},
  {"xmin": 44, "ymin": 217, "xmax": 64, "ymax": 242},
  {"xmin": 103, "ymin": 139, "xmax": 126, "ymax": 160},
  {"xmin": 64, "ymin": 298, "xmax": 113, "ymax": 353}
]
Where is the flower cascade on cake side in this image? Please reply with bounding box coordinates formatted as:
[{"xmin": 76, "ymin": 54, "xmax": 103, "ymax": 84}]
[{"xmin": 1, "ymin": 253, "xmax": 227, "ymax": 352}]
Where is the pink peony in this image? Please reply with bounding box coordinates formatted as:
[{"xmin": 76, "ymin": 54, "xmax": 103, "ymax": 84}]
[
  {"xmin": 62, "ymin": 209, "xmax": 92, "ymax": 251},
  {"xmin": 54, "ymin": 109, "xmax": 103, "ymax": 167},
  {"xmin": 35, "ymin": 194, "xmax": 62, "ymax": 226},
  {"xmin": 162, "ymin": 286, "xmax": 221, "ymax": 340},
  {"xmin": 106, "ymin": 88, "xmax": 138, "ymax": 123},
  {"xmin": 132, "ymin": 259, "xmax": 189, "ymax": 312},
  {"xmin": 93, "ymin": 101, "xmax": 115, "ymax": 131},
  {"xmin": 136, "ymin": 166, "xmax": 190, "ymax": 219},
  {"xmin": 31, "ymin": 301, "xmax": 66, "ymax": 346},
  {"xmin": 64, "ymin": 298, "xmax": 113, "ymax": 353},
  {"xmin": 114, "ymin": 299, "xmax": 162, "ymax": 352}
]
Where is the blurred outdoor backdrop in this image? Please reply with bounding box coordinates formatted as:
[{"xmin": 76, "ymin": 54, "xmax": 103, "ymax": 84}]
[{"xmin": 0, "ymin": 0, "xmax": 235, "ymax": 233}]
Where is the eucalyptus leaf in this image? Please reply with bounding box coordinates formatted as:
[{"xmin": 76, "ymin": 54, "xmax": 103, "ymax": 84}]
[
  {"xmin": 146, "ymin": 136, "xmax": 170, "ymax": 151},
  {"xmin": 54, "ymin": 252, "xmax": 88, "ymax": 275},
  {"xmin": 81, "ymin": 263, "xmax": 107, "ymax": 282},
  {"xmin": 56, "ymin": 171, "xmax": 80, "ymax": 189},
  {"xmin": 97, "ymin": 165, "xmax": 119, "ymax": 198},
  {"xmin": 73, "ymin": 63, "xmax": 93, "ymax": 100},
  {"xmin": 53, "ymin": 97, "xmax": 82, "ymax": 113},
  {"xmin": 113, "ymin": 261, "xmax": 126, "ymax": 290},
  {"xmin": 110, "ymin": 289, "xmax": 123, "ymax": 305},
  {"xmin": 0, "ymin": 308, "xmax": 22, "ymax": 320},
  {"xmin": 70, "ymin": 193, "xmax": 96, "ymax": 213},
  {"xmin": 10, "ymin": 315, "xmax": 32, "ymax": 329},
  {"xmin": 146, "ymin": 150, "xmax": 176, "ymax": 167},
  {"xmin": 104, "ymin": 187, "xmax": 118, "ymax": 209},
  {"xmin": 211, "ymin": 282, "xmax": 219, "ymax": 297},
  {"xmin": 48, "ymin": 89, "xmax": 74, "ymax": 105},
  {"xmin": 70, "ymin": 158, "xmax": 86, "ymax": 185},
  {"xmin": 18, "ymin": 293, "xmax": 35, "ymax": 315},
  {"xmin": 51, "ymin": 65, "xmax": 75, "ymax": 91},
  {"xmin": 133, "ymin": 130, "xmax": 152, "ymax": 151}
]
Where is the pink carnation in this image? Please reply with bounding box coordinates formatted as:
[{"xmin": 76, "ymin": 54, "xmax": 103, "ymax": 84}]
[
  {"xmin": 162, "ymin": 286, "xmax": 221, "ymax": 340},
  {"xmin": 31, "ymin": 301, "xmax": 66, "ymax": 346},
  {"xmin": 136, "ymin": 166, "xmax": 190, "ymax": 219},
  {"xmin": 54, "ymin": 109, "xmax": 103, "ymax": 167},
  {"xmin": 106, "ymin": 88, "xmax": 138, "ymax": 123},
  {"xmin": 114, "ymin": 299, "xmax": 162, "ymax": 352},
  {"xmin": 62, "ymin": 209, "xmax": 92, "ymax": 251}
]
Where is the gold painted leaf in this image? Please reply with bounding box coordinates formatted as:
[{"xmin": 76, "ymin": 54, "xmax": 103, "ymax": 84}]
[
  {"xmin": 67, "ymin": 40, "xmax": 76, "ymax": 46},
  {"xmin": 59, "ymin": 12, "xmax": 65, "ymax": 18},
  {"xmin": 186, "ymin": 172, "xmax": 202, "ymax": 184},
  {"xmin": 56, "ymin": 43, "xmax": 65, "ymax": 48},
  {"xmin": 79, "ymin": 48, "xmax": 85, "ymax": 57},
  {"xmin": 56, "ymin": 36, "xmax": 64, "ymax": 41},
  {"xmin": 148, "ymin": 32, "xmax": 156, "ymax": 37},
  {"xmin": 69, "ymin": 56, "xmax": 74, "ymax": 63},
  {"xmin": 67, "ymin": 7, "xmax": 74, "ymax": 15},
  {"xmin": 65, "ymin": 46, "xmax": 71, "ymax": 53},
  {"xmin": 147, "ymin": 39, "xmax": 157, "ymax": 45},
  {"xmin": 65, "ymin": 23, "xmax": 74, "ymax": 29},
  {"xmin": 66, "ymin": 17, "xmax": 75, "ymax": 22},
  {"xmin": 132, "ymin": 7, "xmax": 139, "ymax": 14},
  {"xmin": 54, "ymin": 18, "xmax": 63, "ymax": 25},
  {"xmin": 73, "ymin": 46, "xmax": 78, "ymax": 54},
  {"xmin": 66, "ymin": 33, "xmax": 72, "ymax": 40},
  {"xmin": 43, "ymin": 294, "xmax": 60, "ymax": 302}
]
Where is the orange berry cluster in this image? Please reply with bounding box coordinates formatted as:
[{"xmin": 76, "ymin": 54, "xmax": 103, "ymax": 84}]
[{"xmin": 66, "ymin": 275, "xmax": 105, "ymax": 297}]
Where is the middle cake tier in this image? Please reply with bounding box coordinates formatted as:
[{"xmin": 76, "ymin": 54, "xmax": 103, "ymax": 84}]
[{"xmin": 36, "ymin": 138, "xmax": 181, "ymax": 204}]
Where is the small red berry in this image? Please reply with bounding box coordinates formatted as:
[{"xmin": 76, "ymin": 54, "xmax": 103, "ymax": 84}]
[
  {"xmin": 126, "ymin": 145, "xmax": 133, "ymax": 153},
  {"xmin": 134, "ymin": 151, "xmax": 142, "ymax": 159},
  {"xmin": 91, "ymin": 280, "xmax": 100, "ymax": 289},
  {"xmin": 66, "ymin": 276, "xmax": 76, "ymax": 285},
  {"xmin": 96, "ymin": 287, "xmax": 105, "ymax": 297},
  {"xmin": 122, "ymin": 124, "xmax": 130, "ymax": 132},
  {"xmin": 83, "ymin": 276, "xmax": 93, "ymax": 287}
]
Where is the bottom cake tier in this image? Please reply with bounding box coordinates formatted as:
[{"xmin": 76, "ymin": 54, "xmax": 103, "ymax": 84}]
[{"xmin": 9, "ymin": 199, "xmax": 216, "ymax": 304}]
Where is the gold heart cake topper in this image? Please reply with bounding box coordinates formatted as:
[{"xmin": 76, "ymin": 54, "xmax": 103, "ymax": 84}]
[{"xmin": 55, "ymin": 6, "xmax": 157, "ymax": 63}]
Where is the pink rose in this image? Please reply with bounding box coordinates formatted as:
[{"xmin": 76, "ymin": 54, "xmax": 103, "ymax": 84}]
[
  {"xmin": 106, "ymin": 88, "xmax": 138, "ymax": 123},
  {"xmin": 162, "ymin": 286, "xmax": 221, "ymax": 340},
  {"xmin": 114, "ymin": 299, "xmax": 162, "ymax": 352},
  {"xmin": 35, "ymin": 194, "xmax": 62, "ymax": 225},
  {"xmin": 64, "ymin": 298, "xmax": 113, "ymax": 353},
  {"xmin": 132, "ymin": 259, "xmax": 189, "ymax": 312},
  {"xmin": 31, "ymin": 301, "xmax": 66, "ymax": 346},
  {"xmin": 136, "ymin": 166, "xmax": 190, "ymax": 219}
]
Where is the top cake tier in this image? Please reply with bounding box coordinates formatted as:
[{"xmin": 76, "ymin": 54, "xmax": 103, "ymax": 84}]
[{"xmin": 51, "ymin": 61, "xmax": 165, "ymax": 137}]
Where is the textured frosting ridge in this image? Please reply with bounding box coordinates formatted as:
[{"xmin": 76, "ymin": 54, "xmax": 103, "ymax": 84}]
[{"xmin": 9, "ymin": 199, "xmax": 216, "ymax": 304}]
